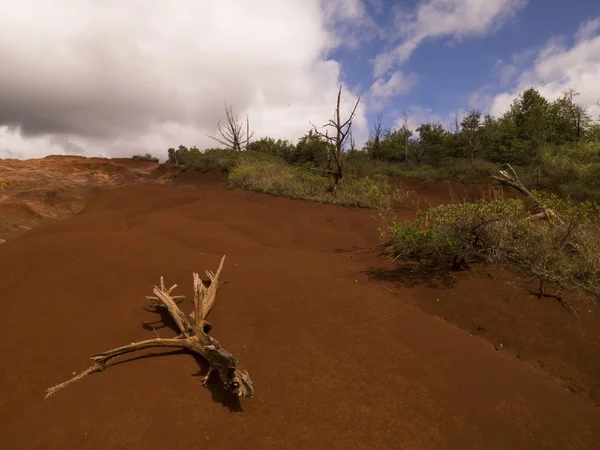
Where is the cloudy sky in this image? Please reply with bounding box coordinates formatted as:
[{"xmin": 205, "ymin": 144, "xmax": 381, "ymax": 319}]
[{"xmin": 1, "ymin": 0, "xmax": 599, "ymax": 160}]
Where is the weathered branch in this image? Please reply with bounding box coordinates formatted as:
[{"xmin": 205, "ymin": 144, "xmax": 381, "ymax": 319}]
[
  {"xmin": 491, "ymin": 165, "xmax": 534, "ymax": 198},
  {"xmin": 45, "ymin": 255, "xmax": 254, "ymax": 400},
  {"xmin": 492, "ymin": 164, "xmax": 563, "ymax": 224}
]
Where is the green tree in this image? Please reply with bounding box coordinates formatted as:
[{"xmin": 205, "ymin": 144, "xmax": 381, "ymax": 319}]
[
  {"xmin": 247, "ymin": 137, "xmax": 295, "ymax": 160},
  {"xmin": 415, "ymin": 123, "xmax": 447, "ymax": 165},
  {"xmin": 510, "ymin": 88, "xmax": 551, "ymax": 185},
  {"xmin": 289, "ymin": 130, "xmax": 333, "ymax": 167},
  {"xmin": 585, "ymin": 124, "xmax": 600, "ymax": 143},
  {"xmin": 460, "ymin": 109, "xmax": 482, "ymax": 163},
  {"xmin": 548, "ymin": 89, "xmax": 591, "ymax": 144}
]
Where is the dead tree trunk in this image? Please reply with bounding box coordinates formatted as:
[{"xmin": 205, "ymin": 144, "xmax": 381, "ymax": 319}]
[
  {"xmin": 310, "ymin": 86, "xmax": 360, "ymax": 187},
  {"xmin": 369, "ymin": 112, "xmax": 383, "ymax": 160},
  {"xmin": 401, "ymin": 112, "xmax": 410, "ymax": 163},
  {"xmin": 45, "ymin": 256, "xmax": 254, "ymax": 400}
]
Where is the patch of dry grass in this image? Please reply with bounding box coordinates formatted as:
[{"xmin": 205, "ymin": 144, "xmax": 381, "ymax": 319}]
[{"xmin": 228, "ymin": 157, "xmax": 405, "ymax": 209}]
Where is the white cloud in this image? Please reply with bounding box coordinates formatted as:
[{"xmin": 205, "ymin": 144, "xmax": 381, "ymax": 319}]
[
  {"xmin": 575, "ymin": 17, "xmax": 600, "ymax": 43},
  {"xmin": 324, "ymin": 0, "xmax": 381, "ymax": 50},
  {"xmin": 490, "ymin": 17, "xmax": 600, "ymax": 120},
  {"xmin": 369, "ymin": 71, "xmax": 419, "ymax": 109},
  {"xmin": 468, "ymin": 86, "xmax": 494, "ymax": 112},
  {"xmin": 494, "ymin": 61, "xmax": 518, "ymax": 88},
  {"xmin": 321, "ymin": 0, "xmax": 382, "ymax": 51},
  {"xmin": 487, "ymin": 47, "xmax": 537, "ymax": 90},
  {"xmin": 374, "ymin": 0, "xmax": 526, "ymax": 77},
  {"xmin": 0, "ymin": 0, "xmax": 370, "ymax": 160}
]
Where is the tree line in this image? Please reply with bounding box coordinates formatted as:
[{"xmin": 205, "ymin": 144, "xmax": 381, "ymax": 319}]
[{"xmin": 168, "ymin": 87, "xmax": 600, "ymax": 189}]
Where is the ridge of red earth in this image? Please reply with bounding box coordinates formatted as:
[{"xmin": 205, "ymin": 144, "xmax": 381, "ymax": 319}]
[{"xmin": 0, "ymin": 155, "xmax": 182, "ymax": 241}]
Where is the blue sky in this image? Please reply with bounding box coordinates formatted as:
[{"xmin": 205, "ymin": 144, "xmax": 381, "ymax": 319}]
[
  {"xmin": 1, "ymin": 0, "xmax": 599, "ymax": 158},
  {"xmin": 331, "ymin": 0, "xmax": 600, "ymax": 132}
]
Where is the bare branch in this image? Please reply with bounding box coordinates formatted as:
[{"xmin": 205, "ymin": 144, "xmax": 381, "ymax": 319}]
[
  {"xmin": 492, "ymin": 164, "xmax": 564, "ymax": 224},
  {"xmin": 207, "ymin": 104, "xmax": 254, "ymax": 151},
  {"xmin": 45, "ymin": 256, "xmax": 254, "ymax": 400}
]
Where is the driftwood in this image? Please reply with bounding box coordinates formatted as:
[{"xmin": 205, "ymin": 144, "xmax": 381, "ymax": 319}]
[
  {"xmin": 491, "ymin": 164, "xmax": 563, "ymax": 224},
  {"xmin": 45, "ymin": 255, "xmax": 254, "ymax": 399}
]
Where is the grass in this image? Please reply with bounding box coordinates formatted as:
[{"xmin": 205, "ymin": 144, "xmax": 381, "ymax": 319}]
[
  {"xmin": 381, "ymin": 188, "xmax": 600, "ymax": 298},
  {"xmin": 228, "ymin": 157, "xmax": 405, "ymax": 209}
]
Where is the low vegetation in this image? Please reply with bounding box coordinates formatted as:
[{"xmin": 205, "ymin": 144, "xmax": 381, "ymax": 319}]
[
  {"xmin": 229, "ymin": 157, "xmax": 403, "ymax": 208},
  {"xmin": 381, "ymin": 188, "xmax": 600, "ymax": 300},
  {"xmin": 132, "ymin": 153, "xmax": 159, "ymax": 163},
  {"xmin": 167, "ymin": 146, "xmax": 238, "ymax": 171}
]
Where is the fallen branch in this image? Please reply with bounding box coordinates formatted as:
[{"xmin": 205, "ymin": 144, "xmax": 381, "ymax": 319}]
[
  {"xmin": 491, "ymin": 164, "xmax": 563, "ymax": 224},
  {"xmin": 380, "ymin": 285, "xmax": 398, "ymax": 296},
  {"xmin": 45, "ymin": 255, "xmax": 254, "ymax": 400}
]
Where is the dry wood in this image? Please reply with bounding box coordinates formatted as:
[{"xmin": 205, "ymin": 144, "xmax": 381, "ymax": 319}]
[
  {"xmin": 491, "ymin": 164, "xmax": 563, "ymax": 224},
  {"xmin": 207, "ymin": 104, "xmax": 255, "ymax": 151},
  {"xmin": 310, "ymin": 85, "xmax": 361, "ymax": 186},
  {"xmin": 45, "ymin": 255, "xmax": 253, "ymax": 400}
]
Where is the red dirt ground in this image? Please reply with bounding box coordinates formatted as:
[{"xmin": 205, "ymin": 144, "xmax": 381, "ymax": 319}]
[
  {"xmin": 0, "ymin": 163, "xmax": 599, "ymax": 449},
  {"xmin": 0, "ymin": 155, "xmax": 181, "ymax": 241}
]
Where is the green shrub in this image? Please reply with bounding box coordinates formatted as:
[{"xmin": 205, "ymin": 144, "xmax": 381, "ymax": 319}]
[
  {"xmin": 345, "ymin": 155, "xmax": 500, "ymax": 183},
  {"xmin": 167, "ymin": 146, "xmax": 239, "ymax": 171},
  {"xmin": 229, "ymin": 157, "xmax": 404, "ymax": 208},
  {"xmin": 132, "ymin": 153, "xmax": 159, "ymax": 163},
  {"xmin": 541, "ymin": 143, "xmax": 600, "ymax": 202},
  {"xmin": 247, "ymin": 137, "xmax": 295, "ymax": 160},
  {"xmin": 382, "ymin": 192, "xmax": 600, "ymax": 297}
]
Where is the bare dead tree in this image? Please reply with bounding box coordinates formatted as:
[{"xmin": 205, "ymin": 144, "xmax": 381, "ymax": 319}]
[
  {"xmin": 400, "ymin": 112, "xmax": 410, "ymax": 162},
  {"xmin": 310, "ymin": 86, "xmax": 361, "ymax": 186},
  {"xmin": 45, "ymin": 256, "xmax": 254, "ymax": 400},
  {"xmin": 454, "ymin": 111, "xmax": 461, "ymax": 134},
  {"xmin": 369, "ymin": 112, "xmax": 383, "ymax": 159},
  {"xmin": 349, "ymin": 128, "xmax": 356, "ymax": 152},
  {"xmin": 208, "ymin": 104, "xmax": 255, "ymax": 151},
  {"xmin": 245, "ymin": 114, "xmax": 251, "ymax": 151}
]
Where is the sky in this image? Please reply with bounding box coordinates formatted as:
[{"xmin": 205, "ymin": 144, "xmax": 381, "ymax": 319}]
[{"xmin": 1, "ymin": 0, "xmax": 599, "ymax": 160}]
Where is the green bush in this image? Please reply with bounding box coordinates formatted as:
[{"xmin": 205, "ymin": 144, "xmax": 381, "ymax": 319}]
[
  {"xmin": 132, "ymin": 153, "xmax": 159, "ymax": 163},
  {"xmin": 247, "ymin": 137, "xmax": 295, "ymax": 160},
  {"xmin": 541, "ymin": 143, "xmax": 600, "ymax": 202},
  {"xmin": 229, "ymin": 157, "xmax": 404, "ymax": 208},
  {"xmin": 382, "ymin": 192, "xmax": 600, "ymax": 297},
  {"xmin": 167, "ymin": 146, "xmax": 239, "ymax": 171},
  {"xmin": 345, "ymin": 154, "xmax": 500, "ymax": 183}
]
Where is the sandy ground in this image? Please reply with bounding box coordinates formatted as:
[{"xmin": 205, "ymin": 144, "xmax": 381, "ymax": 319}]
[{"xmin": 0, "ymin": 163, "xmax": 599, "ymax": 449}]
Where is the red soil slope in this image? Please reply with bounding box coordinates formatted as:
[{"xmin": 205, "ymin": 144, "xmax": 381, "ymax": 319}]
[
  {"xmin": 0, "ymin": 170, "xmax": 599, "ymax": 449},
  {"xmin": 0, "ymin": 155, "xmax": 181, "ymax": 241}
]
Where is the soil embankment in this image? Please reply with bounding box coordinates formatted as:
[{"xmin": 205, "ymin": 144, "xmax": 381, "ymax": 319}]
[{"xmin": 0, "ymin": 155, "xmax": 181, "ymax": 241}]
